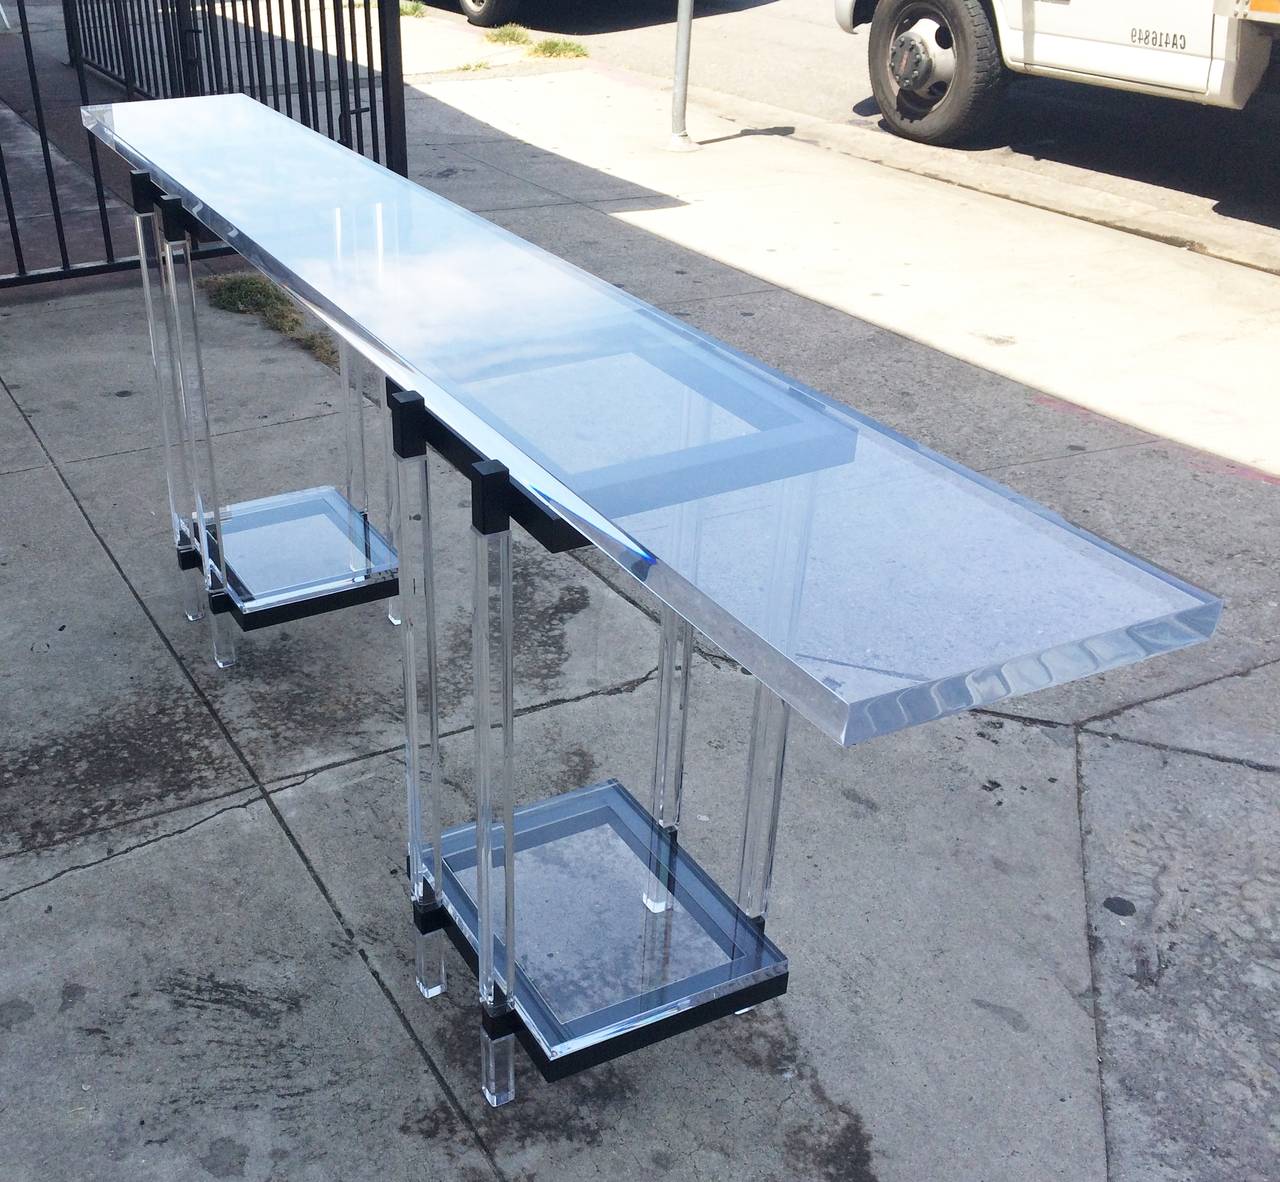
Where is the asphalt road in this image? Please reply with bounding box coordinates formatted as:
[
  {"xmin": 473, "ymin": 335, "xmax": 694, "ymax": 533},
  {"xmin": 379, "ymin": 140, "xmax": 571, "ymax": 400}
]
[{"xmin": 424, "ymin": 0, "xmax": 1280, "ymax": 249}]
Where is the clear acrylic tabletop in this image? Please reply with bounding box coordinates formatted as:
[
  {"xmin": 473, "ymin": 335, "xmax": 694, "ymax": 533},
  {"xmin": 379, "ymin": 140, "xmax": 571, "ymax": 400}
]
[{"xmin": 85, "ymin": 95, "xmax": 1220, "ymax": 746}]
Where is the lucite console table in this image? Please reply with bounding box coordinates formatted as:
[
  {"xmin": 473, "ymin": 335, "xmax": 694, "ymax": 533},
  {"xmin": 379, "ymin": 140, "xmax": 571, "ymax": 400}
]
[{"xmin": 86, "ymin": 94, "xmax": 1221, "ymax": 1107}]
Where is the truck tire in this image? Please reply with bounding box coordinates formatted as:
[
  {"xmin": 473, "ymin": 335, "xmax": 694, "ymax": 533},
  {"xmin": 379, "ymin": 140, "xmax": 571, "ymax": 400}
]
[
  {"xmin": 459, "ymin": 0, "xmax": 520, "ymax": 27},
  {"xmin": 868, "ymin": 0, "xmax": 1005, "ymax": 146}
]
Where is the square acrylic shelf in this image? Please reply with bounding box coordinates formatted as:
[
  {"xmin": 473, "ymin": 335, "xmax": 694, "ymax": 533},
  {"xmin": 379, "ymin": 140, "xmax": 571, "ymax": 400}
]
[
  {"xmin": 426, "ymin": 780, "xmax": 789, "ymax": 1080},
  {"xmin": 195, "ymin": 485, "xmax": 397, "ymax": 629}
]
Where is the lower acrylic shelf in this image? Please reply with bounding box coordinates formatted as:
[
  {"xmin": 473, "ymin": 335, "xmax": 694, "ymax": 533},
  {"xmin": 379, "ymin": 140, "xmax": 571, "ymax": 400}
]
[
  {"xmin": 424, "ymin": 780, "xmax": 789, "ymax": 1080},
  {"xmin": 196, "ymin": 486, "xmax": 397, "ymax": 628}
]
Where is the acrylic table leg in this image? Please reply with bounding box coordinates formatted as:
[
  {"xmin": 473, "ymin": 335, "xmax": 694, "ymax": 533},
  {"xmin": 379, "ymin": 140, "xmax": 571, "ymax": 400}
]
[
  {"xmin": 735, "ymin": 682, "xmax": 790, "ymax": 922},
  {"xmin": 473, "ymin": 510, "xmax": 517, "ymax": 1108},
  {"xmin": 733, "ymin": 473, "xmax": 807, "ymax": 921},
  {"xmin": 160, "ymin": 229, "xmax": 235, "ymax": 669},
  {"xmin": 383, "ymin": 407, "xmax": 401, "ymax": 626},
  {"xmin": 339, "ymin": 341, "xmax": 368, "ymax": 516},
  {"xmin": 136, "ymin": 211, "xmax": 204, "ymax": 624},
  {"xmin": 644, "ymin": 604, "xmax": 693, "ymax": 912},
  {"xmin": 398, "ymin": 454, "xmax": 445, "ymax": 998}
]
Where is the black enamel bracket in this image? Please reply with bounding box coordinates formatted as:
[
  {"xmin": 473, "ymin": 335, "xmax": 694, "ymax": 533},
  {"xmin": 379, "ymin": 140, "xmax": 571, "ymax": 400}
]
[
  {"xmin": 157, "ymin": 194, "xmax": 206, "ymax": 245},
  {"xmin": 480, "ymin": 999, "xmax": 520, "ymax": 1041},
  {"xmin": 207, "ymin": 578, "xmax": 399, "ymax": 631},
  {"xmin": 418, "ymin": 894, "xmax": 787, "ymax": 1083},
  {"xmin": 412, "ymin": 897, "xmax": 448, "ymax": 935},
  {"xmin": 130, "ymin": 169, "xmax": 163, "ymax": 215},
  {"xmin": 386, "ymin": 380, "xmax": 588, "ymax": 555},
  {"xmin": 130, "ymin": 170, "xmax": 229, "ymax": 255}
]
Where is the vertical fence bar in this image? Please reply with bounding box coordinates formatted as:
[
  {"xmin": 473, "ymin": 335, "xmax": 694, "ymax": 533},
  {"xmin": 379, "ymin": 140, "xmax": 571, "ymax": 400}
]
[
  {"xmin": 60, "ymin": 0, "xmax": 78, "ymax": 61},
  {"xmin": 345, "ymin": 0, "xmax": 363, "ymax": 154},
  {"xmin": 289, "ymin": 0, "xmax": 310, "ymax": 124},
  {"xmin": 102, "ymin": 0, "xmax": 121, "ymax": 76},
  {"xmin": 178, "ymin": 0, "xmax": 202, "ymax": 94},
  {"xmin": 300, "ymin": 0, "xmax": 320, "ymax": 128},
  {"xmin": 245, "ymin": 0, "xmax": 268, "ymax": 101},
  {"xmin": 65, "ymin": 0, "xmax": 117, "ymax": 263},
  {"xmin": 0, "ymin": 138, "xmax": 26, "ymax": 278},
  {"xmin": 78, "ymin": 0, "xmax": 104, "ymax": 79},
  {"xmin": 157, "ymin": 0, "xmax": 179, "ymax": 94},
  {"xmin": 156, "ymin": 0, "xmax": 179, "ymax": 94},
  {"xmin": 202, "ymin": 0, "xmax": 227, "ymax": 91},
  {"xmin": 107, "ymin": 0, "xmax": 138, "ymax": 94},
  {"xmin": 363, "ymin": 0, "xmax": 379, "ymax": 162},
  {"xmin": 262, "ymin": 0, "xmax": 282, "ymax": 109},
  {"xmin": 273, "ymin": 0, "xmax": 292, "ymax": 114},
  {"xmin": 316, "ymin": 0, "xmax": 334, "ymax": 137},
  {"xmin": 15, "ymin": 0, "xmax": 70, "ymax": 270},
  {"xmin": 75, "ymin": 0, "xmax": 100, "ymax": 76},
  {"xmin": 226, "ymin": 0, "xmax": 247, "ymax": 92},
  {"xmin": 376, "ymin": 0, "xmax": 406, "ymax": 174},
  {"xmin": 135, "ymin": 0, "xmax": 165, "ymax": 95},
  {"xmin": 330, "ymin": 0, "xmax": 351, "ymax": 146}
]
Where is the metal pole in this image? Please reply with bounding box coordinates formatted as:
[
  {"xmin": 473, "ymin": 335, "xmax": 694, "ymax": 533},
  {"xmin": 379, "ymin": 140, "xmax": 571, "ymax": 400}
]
[{"xmin": 668, "ymin": 0, "xmax": 698, "ymax": 151}]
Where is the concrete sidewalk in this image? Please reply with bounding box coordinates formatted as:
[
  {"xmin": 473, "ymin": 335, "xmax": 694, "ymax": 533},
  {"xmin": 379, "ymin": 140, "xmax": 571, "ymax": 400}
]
[{"xmin": 1, "ymin": 69, "xmax": 1277, "ymax": 1182}]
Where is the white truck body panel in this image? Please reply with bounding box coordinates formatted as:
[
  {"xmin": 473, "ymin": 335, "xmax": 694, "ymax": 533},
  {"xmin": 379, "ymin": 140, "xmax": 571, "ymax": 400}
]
[
  {"xmin": 1001, "ymin": 1, "xmax": 1215, "ymax": 91},
  {"xmin": 836, "ymin": 0, "xmax": 1276, "ymax": 108}
]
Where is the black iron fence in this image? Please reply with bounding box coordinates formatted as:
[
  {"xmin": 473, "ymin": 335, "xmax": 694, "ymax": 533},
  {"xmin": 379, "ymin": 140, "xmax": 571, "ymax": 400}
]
[{"xmin": 0, "ymin": 0, "xmax": 407, "ymax": 288}]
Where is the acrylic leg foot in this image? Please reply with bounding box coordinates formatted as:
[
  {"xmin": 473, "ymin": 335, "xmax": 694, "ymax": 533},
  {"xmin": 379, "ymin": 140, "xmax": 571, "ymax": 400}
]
[
  {"xmin": 481, "ymin": 1028, "xmax": 516, "ymax": 1107},
  {"xmin": 209, "ymin": 600, "xmax": 237, "ymax": 669},
  {"xmin": 643, "ymin": 886, "xmax": 673, "ymax": 913},
  {"xmin": 181, "ymin": 567, "xmax": 204, "ymax": 622},
  {"xmin": 415, "ymin": 928, "xmax": 447, "ymax": 1000}
]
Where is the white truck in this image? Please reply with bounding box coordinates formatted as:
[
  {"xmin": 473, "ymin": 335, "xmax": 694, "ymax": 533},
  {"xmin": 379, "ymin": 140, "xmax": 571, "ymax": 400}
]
[{"xmin": 835, "ymin": 0, "xmax": 1280, "ymax": 144}]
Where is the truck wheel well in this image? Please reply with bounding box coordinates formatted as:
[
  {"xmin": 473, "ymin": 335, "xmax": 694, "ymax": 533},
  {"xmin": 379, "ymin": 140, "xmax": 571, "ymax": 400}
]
[
  {"xmin": 854, "ymin": 0, "xmax": 998, "ymax": 38},
  {"xmin": 852, "ymin": 0, "xmax": 877, "ymax": 28}
]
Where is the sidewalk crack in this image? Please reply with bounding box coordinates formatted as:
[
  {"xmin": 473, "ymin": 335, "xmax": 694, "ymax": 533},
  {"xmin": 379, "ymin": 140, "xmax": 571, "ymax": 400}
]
[
  {"xmin": 1079, "ymin": 728, "xmax": 1279, "ymax": 775},
  {"xmin": 0, "ymin": 795, "xmax": 256, "ymax": 904},
  {"xmin": 1079, "ymin": 656, "xmax": 1280, "ymax": 727},
  {"xmin": 1074, "ymin": 725, "xmax": 1115, "ymax": 1182}
]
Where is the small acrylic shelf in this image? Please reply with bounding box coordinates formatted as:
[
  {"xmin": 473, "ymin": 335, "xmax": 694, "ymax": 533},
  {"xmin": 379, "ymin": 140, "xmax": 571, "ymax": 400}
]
[
  {"xmin": 426, "ymin": 780, "xmax": 789, "ymax": 1080},
  {"xmin": 198, "ymin": 485, "xmax": 398, "ymax": 630}
]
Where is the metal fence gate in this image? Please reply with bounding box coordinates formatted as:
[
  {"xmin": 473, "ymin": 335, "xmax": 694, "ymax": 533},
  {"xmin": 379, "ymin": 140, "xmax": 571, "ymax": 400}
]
[{"xmin": 0, "ymin": 0, "xmax": 406, "ymax": 287}]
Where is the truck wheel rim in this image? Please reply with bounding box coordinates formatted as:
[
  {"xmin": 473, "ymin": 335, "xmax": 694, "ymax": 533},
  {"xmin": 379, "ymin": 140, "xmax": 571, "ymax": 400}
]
[{"xmin": 887, "ymin": 6, "xmax": 958, "ymax": 117}]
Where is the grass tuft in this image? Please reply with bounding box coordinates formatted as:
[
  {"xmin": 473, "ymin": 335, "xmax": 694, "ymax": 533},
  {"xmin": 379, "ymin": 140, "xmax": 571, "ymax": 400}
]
[
  {"xmin": 458, "ymin": 60, "xmax": 491, "ymax": 71},
  {"xmin": 399, "ymin": 1, "xmax": 426, "ymax": 16},
  {"xmin": 529, "ymin": 37, "xmax": 587, "ymax": 58},
  {"xmin": 203, "ymin": 273, "xmax": 337, "ymax": 369},
  {"xmin": 485, "ymin": 23, "xmax": 531, "ymax": 44}
]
